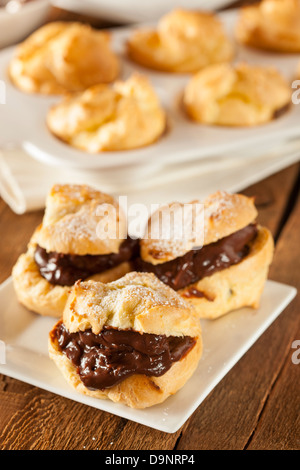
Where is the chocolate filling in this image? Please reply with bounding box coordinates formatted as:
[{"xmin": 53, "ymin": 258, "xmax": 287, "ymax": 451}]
[
  {"xmin": 34, "ymin": 237, "xmax": 139, "ymax": 286},
  {"xmin": 52, "ymin": 322, "xmax": 196, "ymax": 390},
  {"xmin": 134, "ymin": 224, "xmax": 258, "ymax": 291}
]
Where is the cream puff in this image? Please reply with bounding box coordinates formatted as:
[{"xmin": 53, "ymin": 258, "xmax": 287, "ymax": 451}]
[
  {"xmin": 12, "ymin": 184, "xmax": 138, "ymax": 317},
  {"xmin": 9, "ymin": 21, "xmax": 120, "ymax": 95},
  {"xmin": 46, "ymin": 74, "xmax": 166, "ymax": 152},
  {"xmin": 134, "ymin": 191, "xmax": 274, "ymax": 319},
  {"xmin": 183, "ymin": 62, "xmax": 291, "ymax": 127},
  {"xmin": 127, "ymin": 9, "xmax": 234, "ymax": 73},
  {"xmin": 235, "ymin": 0, "xmax": 300, "ymax": 53},
  {"xmin": 48, "ymin": 272, "xmax": 202, "ymax": 409}
]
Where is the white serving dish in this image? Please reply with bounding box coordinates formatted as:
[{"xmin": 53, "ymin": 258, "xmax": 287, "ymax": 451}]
[
  {"xmin": 51, "ymin": 0, "xmax": 234, "ymax": 23},
  {"xmin": 0, "ymin": 276, "xmax": 296, "ymax": 433},
  {"xmin": 0, "ymin": 0, "xmax": 51, "ymax": 49},
  {"xmin": 0, "ymin": 10, "xmax": 299, "ymax": 172}
]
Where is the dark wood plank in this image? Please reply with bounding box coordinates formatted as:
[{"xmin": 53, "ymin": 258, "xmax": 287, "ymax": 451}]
[
  {"xmin": 241, "ymin": 163, "xmax": 300, "ymax": 239},
  {"xmin": 0, "ymin": 200, "xmax": 43, "ymax": 283},
  {"xmin": 176, "ymin": 175, "xmax": 300, "ymax": 450},
  {"xmin": 246, "ymin": 192, "xmax": 300, "ymax": 450}
]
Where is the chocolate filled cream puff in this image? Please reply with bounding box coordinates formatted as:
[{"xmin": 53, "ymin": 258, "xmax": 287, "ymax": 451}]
[
  {"xmin": 235, "ymin": 0, "xmax": 300, "ymax": 53},
  {"xmin": 9, "ymin": 21, "xmax": 120, "ymax": 95},
  {"xmin": 12, "ymin": 184, "xmax": 138, "ymax": 317},
  {"xmin": 48, "ymin": 272, "xmax": 202, "ymax": 408},
  {"xmin": 127, "ymin": 9, "xmax": 234, "ymax": 73},
  {"xmin": 134, "ymin": 191, "xmax": 274, "ymax": 319},
  {"xmin": 183, "ymin": 62, "xmax": 291, "ymax": 127},
  {"xmin": 46, "ymin": 74, "xmax": 166, "ymax": 152}
]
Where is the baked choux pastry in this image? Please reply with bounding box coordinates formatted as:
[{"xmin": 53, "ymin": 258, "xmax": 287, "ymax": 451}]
[
  {"xmin": 12, "ymin": 184, "xmax": 138, "ymax": 317},
  {"xmin": 183, "ymin": 63, "xmax": 291, "ymax": 127},
  {"xmin": 127, "ymin": 9, "xmax": 234, "ymax": 73},
  {"xmin": 47, "ymin": 74, "xmax": 166, "ymax": 152},
  {"xmin": 49, "ymin": 272, "xmax": 202, "ymax": 409},
  {"xmin": 134, "ymin": 191, "xmax": 274, "ymax": 319},
  {"xmin": 235, "ymin": 0, "xmax": 300, "ymax": 52},
  {"xmin": 9, "ymin": 21, "xmax": 120, "ymax": 95}
]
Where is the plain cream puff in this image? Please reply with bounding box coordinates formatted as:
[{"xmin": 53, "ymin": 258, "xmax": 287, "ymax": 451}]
[
  {"xmin": 235, "ymin": 0, "xmax": 300, "ymax": 52},
  {"xmin": 127, "ymin": 9, "xmax": 234, "ymax": 73},
  {"xmin": 9, "ymin": 21, "xmax": 120, "ymax": 94},
  {"xmin": 183, "ymin": 62, "xmax": 291, "ymax": 127},
  {"xmin": 49, "ymin": 272, "xmax": 202, "ymax": 409},
  {"xmin": 46, "ymin": 74, "xmax": 167, "ymax": 152}
]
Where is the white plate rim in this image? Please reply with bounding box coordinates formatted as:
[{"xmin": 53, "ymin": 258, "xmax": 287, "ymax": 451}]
[{"xmin": 0, "ymin": 276, "xmax": 296, "ymax": 433}]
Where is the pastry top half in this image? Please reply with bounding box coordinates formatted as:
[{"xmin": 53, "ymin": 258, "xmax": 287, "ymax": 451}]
[
  {"xmin": 127, "ymin": 9, "xmax": 234, "ymax": 73},
  {"xmin": 140, "ymin": 191, "xmax": 258, "ymax": 265},
  {"xmin": 35, "ymin": 183, "xmax": 127, "ymax": 256},
  {"xmin": 47, "ymin": 74, "xmax": 166, "ymax": 152},
  {"xmin": 9, "ymin": 21, "xmax": 120, "ymax": 94},
  {"xmin": 62, "ymin": 272, "xmax": 201, "ymax": 338},
  {"xmin": 183, "ymin": 62, "xmax": 291, "ymax": 127},
  {"xmin": 235, "ymin": 0, "xmax": 300, "ymax": 52}
]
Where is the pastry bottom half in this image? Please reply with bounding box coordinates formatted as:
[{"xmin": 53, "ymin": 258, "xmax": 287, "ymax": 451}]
[
  {"xmin": 12, "ymin": 244, "xmax": 131, "ymax": 318},
  {"xmin": 48, "ymin": 324, "xmax": 202, "ymax": 409},
  {"xmin": 178, "ymin": 226, "xmax": 274, "ymax": 319}
]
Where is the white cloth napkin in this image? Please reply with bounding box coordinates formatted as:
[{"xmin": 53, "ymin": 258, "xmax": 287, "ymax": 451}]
[{"xmin": 0, "ymin": 139, "xmax": 300, "ymax": 214}]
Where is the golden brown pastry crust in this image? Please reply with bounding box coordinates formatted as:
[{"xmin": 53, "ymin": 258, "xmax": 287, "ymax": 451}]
[
  {"xmin": 12, "ymin": 184, "xmax": 131, "ymax": 317},
  {"xmin": 9, "ymin": 21, "xmax": 120, "ymax": 95},
  {"xmin": 47, "ymin": 74, "xmax": 166, "ymax": 152},
  {"xmin": 140, "ymin": 191, "xmax": 258, "ymax": 265},
  {"xmin": 235, "ymin": 0, "xmax": 300, "ymax": 52},
  {"xmin": 179, "ymin": 226, "xmax": 274, "ymax": 319},
  {"xmin": 127, "ymin": 9, "xmax": 234, "ymax": 73},
  {"xmin": 183, "ymin": 63, "xmax": 291, "ymax": 127},
  {"xmin": 37, "ymin": 184, "xmax": 127, "ymax": 255},
  {"xmin": 48, "ymin": 272, "xmax": 203, "ymax": 408}
]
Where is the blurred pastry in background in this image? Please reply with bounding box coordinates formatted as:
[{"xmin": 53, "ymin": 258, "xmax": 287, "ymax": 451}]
[
  {"xmin": 47, "ymin": 74, "xmax": 167, "ymax": 152},
  {"xmin": 12, "ymin": 184, "xmax": 136, "ymax": 317},
  {"xmin": 127, "ymin": 9, "xmax": 234, "ymax": 73},
  {"xmin": 9, "ymin": 21, "xmax": 120, "ymax": 94},
  {"xmin": 235, "ymin": 0, "xmax": 300, "ymax": 52},
  {"xmin": 49, "ymin": 272, "xmax": 203, "ymax": 409},
  {"xmin": 135, "ymin": 191, "xmax": 274, "ymax": 320},
  {"xmin": 183, "ymin": 62, "xmax": 291, "ymax": 127}
]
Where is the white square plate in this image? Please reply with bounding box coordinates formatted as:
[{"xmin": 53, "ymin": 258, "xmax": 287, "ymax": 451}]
[
  {"xmin": 0, "ymin": 10, "xmax": 300, "ymax": 171},
  {"xmin": 0, "ymin": 277, "xmax": 296, "ymax": 433}
]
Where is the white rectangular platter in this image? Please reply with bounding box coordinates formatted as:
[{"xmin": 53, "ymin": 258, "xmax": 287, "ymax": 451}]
[
  {"xmin": 0, "ymin": 276, "xmax": 296, "ymax": 433},
  {"xmin": 0, "ymin": 10, "xmax": 299, "ymax": 171}
]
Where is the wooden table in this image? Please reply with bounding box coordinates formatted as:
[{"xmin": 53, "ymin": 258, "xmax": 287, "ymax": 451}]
[{"xmin": 0, "ymin": 3, "xmax": 299, "ymax": 451}]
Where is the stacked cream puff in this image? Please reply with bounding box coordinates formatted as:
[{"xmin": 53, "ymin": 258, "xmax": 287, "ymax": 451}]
[
  {"xmin": 134, "ymin": 191, "xmax": 274, "ymax": 320},
  {"xmin": 49, "ymin": 272, "xmax": 202, "ymax": 409},
  {"xmin": 12, "ymin": 184, "xmax": 136, "ymax": 317}
]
